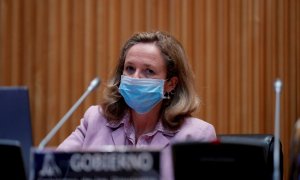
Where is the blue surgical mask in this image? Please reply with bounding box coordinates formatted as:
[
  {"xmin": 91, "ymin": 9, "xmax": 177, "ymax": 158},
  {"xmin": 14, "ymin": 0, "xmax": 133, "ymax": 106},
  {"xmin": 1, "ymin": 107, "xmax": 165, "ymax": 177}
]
[{"xmin": 119, "ymin": 75, "xmax": 166, "ymax": 114}]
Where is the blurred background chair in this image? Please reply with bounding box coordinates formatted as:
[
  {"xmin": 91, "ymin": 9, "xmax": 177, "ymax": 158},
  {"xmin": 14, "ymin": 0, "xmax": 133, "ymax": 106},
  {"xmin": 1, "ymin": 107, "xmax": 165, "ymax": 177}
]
[
  {"xmin": 0, "ymin": 87, "xmax": 33, "ymax": 179},
  {"xmin": 172, "ymin": 134, "xmax": 283, "ymax": 180}
]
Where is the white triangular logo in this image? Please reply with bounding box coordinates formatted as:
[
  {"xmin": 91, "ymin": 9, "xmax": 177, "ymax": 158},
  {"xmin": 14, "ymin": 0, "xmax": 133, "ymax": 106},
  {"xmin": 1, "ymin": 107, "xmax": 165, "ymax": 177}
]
[{"xmin": 39, "ymin": 153, "xmax": 62, "ymax": 177}]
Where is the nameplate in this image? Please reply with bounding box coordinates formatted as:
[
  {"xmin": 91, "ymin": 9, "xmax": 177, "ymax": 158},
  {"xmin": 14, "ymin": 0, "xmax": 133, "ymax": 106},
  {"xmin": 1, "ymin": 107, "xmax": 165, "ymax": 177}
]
[{"xmin": 31, "ymin": 147, "xmax": 160, "ymax": 180}]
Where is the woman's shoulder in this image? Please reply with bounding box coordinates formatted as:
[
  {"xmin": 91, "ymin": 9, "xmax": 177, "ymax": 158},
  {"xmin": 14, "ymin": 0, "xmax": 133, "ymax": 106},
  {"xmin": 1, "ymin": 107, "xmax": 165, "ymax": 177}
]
[
  {"xmin": 82, "ymin": 105, "xmax": 108, "ymax": 125},
  {"xmin": 84, "ymin": 105, "xmax": 102, "ymax": 114},
  {"xmin": 173, "ymin": 117, "xmax": 216, "ymax": 142},
  {"xmin": 182, "ymin": 117, "xmax": 214, "ymax": 129},
  {"xmin": 82, "ymin": 105, "xmax": 128, "ymax": 129}
]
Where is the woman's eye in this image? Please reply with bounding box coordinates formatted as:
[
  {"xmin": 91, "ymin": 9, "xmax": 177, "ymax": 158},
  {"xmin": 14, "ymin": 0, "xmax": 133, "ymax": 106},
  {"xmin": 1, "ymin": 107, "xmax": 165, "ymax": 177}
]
[
  {"xmin": 125, "ymin": 66, "xmax": 135, "ymax": 74},
  {"xmin": 145, "ymin": 69, "xmax": 155, "ymax": 76}
]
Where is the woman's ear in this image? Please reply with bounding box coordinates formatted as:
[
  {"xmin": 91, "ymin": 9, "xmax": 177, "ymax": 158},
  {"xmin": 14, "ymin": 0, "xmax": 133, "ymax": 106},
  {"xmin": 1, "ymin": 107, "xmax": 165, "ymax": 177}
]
[{"xmin": 165, "ymin": 76, "xmax": 178, "ymax": 92}]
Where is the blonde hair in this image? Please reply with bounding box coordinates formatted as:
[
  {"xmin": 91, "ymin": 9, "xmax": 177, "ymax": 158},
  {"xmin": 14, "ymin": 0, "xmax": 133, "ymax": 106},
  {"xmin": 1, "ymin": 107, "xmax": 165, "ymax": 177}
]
[{"xmin": 101, "ymin": 31, "xmax": 199, "ymax": 130}]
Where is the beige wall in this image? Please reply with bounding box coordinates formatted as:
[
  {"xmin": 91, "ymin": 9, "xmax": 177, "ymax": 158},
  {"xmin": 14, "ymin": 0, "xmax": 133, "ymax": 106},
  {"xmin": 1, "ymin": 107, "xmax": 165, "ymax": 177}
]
[{"xmin": 1, "ymin": 0, "xmax": 299, "ymax": 179}]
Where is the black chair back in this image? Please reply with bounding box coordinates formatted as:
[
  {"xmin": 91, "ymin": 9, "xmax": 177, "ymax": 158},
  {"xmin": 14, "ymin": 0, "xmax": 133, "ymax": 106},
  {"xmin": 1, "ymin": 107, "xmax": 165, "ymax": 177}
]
[
  {"xmin": 172, "ymin": 134, "xmax": 283, "ymax": 180},
  {"xmin": 0, "ymin": 139, "xmax": 27, "ymax": 180}
]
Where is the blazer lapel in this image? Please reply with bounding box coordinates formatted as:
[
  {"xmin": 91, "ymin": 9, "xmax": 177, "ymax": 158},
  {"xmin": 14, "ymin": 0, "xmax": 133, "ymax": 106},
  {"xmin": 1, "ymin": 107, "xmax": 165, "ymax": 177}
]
[{"xmin": 111, "ymin": 126, "xmax": 126, "ymax": 145}]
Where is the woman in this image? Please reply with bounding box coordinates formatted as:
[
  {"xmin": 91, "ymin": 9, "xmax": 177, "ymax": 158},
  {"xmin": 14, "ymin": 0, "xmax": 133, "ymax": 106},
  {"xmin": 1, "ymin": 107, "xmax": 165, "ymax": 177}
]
[{"xmin": 57, "ymin": 31, "xmax": 216, "ymax": 179}]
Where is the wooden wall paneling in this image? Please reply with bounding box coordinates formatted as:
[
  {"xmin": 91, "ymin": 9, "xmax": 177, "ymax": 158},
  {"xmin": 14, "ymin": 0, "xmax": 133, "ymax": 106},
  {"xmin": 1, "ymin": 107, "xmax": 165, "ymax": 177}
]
[
  {"xmin": 133, "ymin": 0, "xmax": 146, "ymax": 31},
  {"xmin": 157, "ymin": 0, "xmax": 169, "ymax": 32},
  {"xmin": 278, "ymin": 0, "xmax": 288, "ymax": 173},
  {"xmin": 108, "ymin": 0, "xmax": 121, "ymax": 76},
  {"xmin": 58, "ymin": 0, "xmax": 72, "ymax": 143},
  {"xmin": 252, "ymin": 0, "xmax": 260, "ymax": 133},
  {"xmin": 260, "ymin": 0, "xmax": 268, "ymax": 132},
  {"xmin": 228, "ymin": 0, "xmax": 242, "ymax": 133},
  {"xmin": 216, "ymin": 0, "xmax": 230, "ymax": 133},
  {"xmin": 23, "ymin": 0, "xmax": 35, "ymax": 102},
  {"xmin": 290, "ymin": 0, "xmax": 298, "ymax": 136},
  {"xmin": 145, "ymin": 0, "xmax": 154, "ymax": 30},
  {"xmin": 83, "ymin": 0, "xmax": 97, "ymax": 109},
  {"xmin": 193, "ymin": 0, "xmax": 207, "ymax": 121},
  {"xmin": 242, "ymin": 0, "xmax": 254, "ymax": 133},
  {"xmin": 205, "ymin": 0, "xmax": 218, "ymax": 131},
  {"xmin": 265, "ymin": 0, "xmax": 275, "ymax": 133},
  {"xmin": 277, "ymin": 3, "xmax": 288, "ymax": 177},
  {"xmin": 11, "ymin": 0, "xmax": 22, "ymax": 84},
  {"xmin": 96, "ymin": 0, "xmax": 109, "ymax": 96},
  {"xmin": 169, "ymin": 0, "xmax": 182, "ymax": 39},
  {"xmin": 0, "ymin": 0, "xmax": 12, "ymax": 85},
  {"xmin": 278, "ymin": 0, "xmax": 285, "ymax": 78},
  {"xmin": 240, "ymin": 0, "xmax": 248, "ymax": 132},
  {"xmin": 251, "ymin": 0, "xmax": 260, "ymax": 132},
  {"xmin": 283, "ymin": 0, "xmax": 291, "ymax": 176},
  {"xmin": 23, "ymin": 0, "xmax": 35, "ymax": 140},
  {"xmin": 236, "ymin": 0, "xmax": 242, "ymax": 133},
  {"xmin": 120, "ymin": 0, "xmax": 134, "ymax": 43},
  {"xmin": 250, "ymin": 0, "xmax": 257, "ymax": 133},
  {"xmin": 47, "ymin": 0, "xmax": 61, "ymax": 146},
  {"xmin": 70, "ymin": 0, "xmax": 85, "ymax": 131},
  {"xmin": 284, "ymin": 0, "xmax": 298, "ymax": 176},
  {"xmin": 181, "ymin": 0, "xmax": 193, "ymax": 64},
  {"xmin": 253, "ymin": 0, "xmax": 265, "ymax": 133},
  {"xmin": 181, "ymin": 0, "xmax": 194, "ymax": 120},
  {"xmin": 33, "ymin": 0, "xmax": 49, "ymax": 145},
  {"xmin": 0, "ymin": 1, "xmax": 1, "ymax": 82},
  {"xmin": 96, "ymin": 0, "xmax": 108, "ymax": 113},
  {"xmin": 297, "ymin": 0, "xmax": 300, "ymax": 124},
  {"xmin": 299, "ymin": 0, "xmax": 300, "ymax": 115}
]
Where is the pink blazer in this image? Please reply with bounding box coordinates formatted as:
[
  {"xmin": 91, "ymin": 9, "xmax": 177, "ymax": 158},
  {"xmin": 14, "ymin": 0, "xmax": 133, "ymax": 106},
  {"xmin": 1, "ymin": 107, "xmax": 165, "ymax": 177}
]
[{"xmin": 57, "ymin": 105, "xmax": 216, "ymax": 180}]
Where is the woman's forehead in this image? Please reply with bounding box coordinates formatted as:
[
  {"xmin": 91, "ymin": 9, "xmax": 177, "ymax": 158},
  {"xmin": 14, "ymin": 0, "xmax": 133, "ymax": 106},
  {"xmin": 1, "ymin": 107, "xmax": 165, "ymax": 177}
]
[{"xmin": 125, "ymin": 43, "xmax": 165, "ymax": 67}]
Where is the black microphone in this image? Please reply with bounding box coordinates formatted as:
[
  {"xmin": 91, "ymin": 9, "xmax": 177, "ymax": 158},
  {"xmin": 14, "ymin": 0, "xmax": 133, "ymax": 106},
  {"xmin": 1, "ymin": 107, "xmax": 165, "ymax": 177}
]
[
  {"xmin": 38, "ymin": 77, "xmax": 101, "ymax": 149},
  {"xmin": 273, "ymin": 79, "xmax": 282, "ymax": 180}
]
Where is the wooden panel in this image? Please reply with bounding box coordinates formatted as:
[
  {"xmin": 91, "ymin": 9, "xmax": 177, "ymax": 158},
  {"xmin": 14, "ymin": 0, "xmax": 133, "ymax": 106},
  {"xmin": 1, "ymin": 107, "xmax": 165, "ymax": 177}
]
[
  {"xmin": 47, "ymin": 0, "xmax": 60, "ymax": 146},
  {"xmin": 0, "ymin": 0, "xmax": 12, "ymax": 85},
  {"xmin": 33, "ymin": 0, "xmax": 49, "ymax": 146},
  {"xmin": 0, "ymin": 0, "xmax": 299, "ymax": 178},
  {"xmin": 83, "ymin": 0, "xmax": 97, "ymax": 108},
  {"xmin": 11, "ymin": 0, "xmax": 22, "ymax": 84},
  {"xmin": 229, "ymin": 0, "xmax": 242, "ymax": 133},
  {"xmin": 193, "ymin": 0, "xmax": 206, "ymax": 119},
  {"xmin": 216, "ymin": 0, "xmax": 229, "ymax": 132},
  {"xmin": 58, "ymin": 0, "xmax": 72, "ymax": 143},
  {"xmin": 205, "ymin": 0, "xmax": 218, "ymax": 129}
]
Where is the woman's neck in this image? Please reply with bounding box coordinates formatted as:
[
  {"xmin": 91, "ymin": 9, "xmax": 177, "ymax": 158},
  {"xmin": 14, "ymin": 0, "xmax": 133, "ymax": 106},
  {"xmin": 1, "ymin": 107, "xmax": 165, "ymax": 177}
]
[{"xmin": 130, "ymin": 104, "xmax": 161, "ymax": 139}]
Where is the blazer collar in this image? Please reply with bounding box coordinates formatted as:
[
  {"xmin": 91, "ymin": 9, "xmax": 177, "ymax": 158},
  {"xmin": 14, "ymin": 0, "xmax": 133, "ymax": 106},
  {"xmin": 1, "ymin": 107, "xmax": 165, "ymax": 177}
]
[
  {"xmin": 111, "ymin": 126, "xmax": 126, "ymax": 145},
  {"xmin": 107, "ymin": 112, "xmax": 177, "ymax": 148},
  {"xmin": 111, "ymin": 126, "xmax": 171, "ymax": 148}
]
